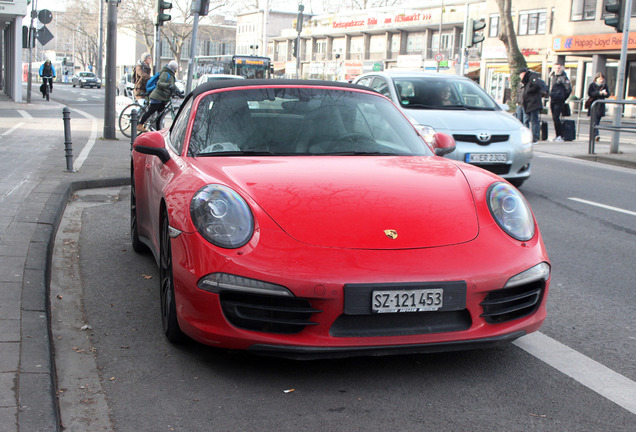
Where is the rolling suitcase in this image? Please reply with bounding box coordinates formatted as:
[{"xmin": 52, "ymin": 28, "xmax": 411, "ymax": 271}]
[
  {"xmin": 561, "ymin": 119, "xmax": 576, "ymax": 141},
  {"xmin": 540, "ymin": 120, "xmax": 548, "ymax": 141}
]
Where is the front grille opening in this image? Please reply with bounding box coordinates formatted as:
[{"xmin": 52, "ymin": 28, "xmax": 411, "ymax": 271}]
[
  {"xmin": 473, "ymin": 164, "xmax": 511, "ymax": 175},
  {"xmin": 330, "ymin": 310, "xmax": 471, "ymax": 337},
  {"xmin": 220, "ymin": 292, "xmax": 320, "ymax": 334},
  {"xmin": 480, "ymin": 280, "xmax": 544, "ymax": 324}
]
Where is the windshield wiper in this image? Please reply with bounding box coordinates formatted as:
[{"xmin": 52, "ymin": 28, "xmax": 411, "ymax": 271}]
[
  {"xmin": 319, "ymin": 151, "xmax": 404, "ymax": 156},
  {"xmin": 195, "ymin": 150, "xmax": 278, "ymax": 157}
]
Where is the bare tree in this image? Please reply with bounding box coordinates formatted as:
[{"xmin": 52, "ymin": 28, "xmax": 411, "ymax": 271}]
[
  {"xmin": 54, "ymin": 0, "xmax": 101, "ymax": 70},
  {"xmin": 495, "ymin": 0, "xmax": 526, "ymax": 109}
]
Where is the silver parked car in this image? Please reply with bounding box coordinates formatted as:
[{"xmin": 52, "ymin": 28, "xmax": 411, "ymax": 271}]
[{"xmin": 354, "ymin": 71, "xmax": 533, "ymax": 187}]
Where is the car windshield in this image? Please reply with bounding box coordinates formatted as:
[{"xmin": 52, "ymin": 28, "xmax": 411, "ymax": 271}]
[
  {"xmin": 187, "ymin": 87, "xmax": 432, "ymax": 157},
  {"xmin": 394, "ymin": 77, "xmax": 498, "ymax": 110},
  {"xmin": 80, "ymin": 72, "xmax": 95, "ymax": 77}
]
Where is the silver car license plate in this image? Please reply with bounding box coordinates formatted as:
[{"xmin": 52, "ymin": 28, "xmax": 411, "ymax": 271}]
[
  {"xmin": 466, "ymin": 153, "xmax": 508, "ymax": 163},
  {"xmin": 372, "ymin": 288, "xmax": 443, "ymax": 313}
]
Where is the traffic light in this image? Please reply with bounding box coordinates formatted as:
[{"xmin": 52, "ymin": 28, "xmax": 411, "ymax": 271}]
[
  {"xmin": 199, "ymin": 0, "xmax": 210, "ymax": 16},
  {"xmin": 292, "ymin": 40, "xmax": 298, "ymax": 58},
  {"xmin": 466, "ymin": 18, "xmax": 486, "ymax": 48},
  {"xmin": 604, "ymin": 0, "xmax": 625, "ymax": 32},
  {"xmin": 156, "ymin": 0, "xmax": 172, "ymax": 26}
]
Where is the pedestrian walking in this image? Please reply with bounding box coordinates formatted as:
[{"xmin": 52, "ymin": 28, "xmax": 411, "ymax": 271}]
[
  {"xmin": 548, "ymin": 61, "xmax": 572, "ymax": 142},
  {"xmin": 586, "ymin": 72, "xmax": 610, "ymax": 142}
]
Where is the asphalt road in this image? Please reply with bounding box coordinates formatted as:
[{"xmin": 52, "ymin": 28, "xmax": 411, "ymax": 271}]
[{"xmin": 49, "ymin": 152, "xmax": 636, "ymax": 431}]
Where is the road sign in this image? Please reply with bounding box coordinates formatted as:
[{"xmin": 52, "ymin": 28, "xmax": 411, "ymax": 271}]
[
  {"xmin": 435, "ymin": 53, "xmax": 444, "ymax": 62},
  {"xmin": 36, "ymin": 25, "xmax": 54, "ymax": 46},
  {"xmin": 38, "ymin": 9, "xmax": 53, "ymax": 25}
]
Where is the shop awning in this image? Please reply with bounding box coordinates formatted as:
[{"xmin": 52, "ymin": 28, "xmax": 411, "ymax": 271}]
[{"xmin": 488, "ymin": 62, "xmax": 542, "ymax": 73}]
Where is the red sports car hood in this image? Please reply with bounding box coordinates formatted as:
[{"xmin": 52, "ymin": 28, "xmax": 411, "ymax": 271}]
[{"xmin": 195, "ymin": 156, "xmax": 478, "ymax": 249}]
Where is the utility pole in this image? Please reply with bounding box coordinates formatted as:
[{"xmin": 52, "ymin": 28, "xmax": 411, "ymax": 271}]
[
  {"xmin": 436, "ymin": 0, "xmax": 444, "ymax": 73},
  {"xmin": 26, "ymin": 0, "xmax": 38, "ymax": 103},
  {"xmin": 611, "ymin": 0, "xmax": 633, "ymax": 154},
  {"xmin": 186, "ymin": 2, "xmax": 201, "ymax": 94},
  {"xmin": 295, "ymin": 4, "xmax": 304, "ymax": 79},
  {"xmin": 459, "ymin": 3, "xmax": 469, "ymax": 77},
  {"xmin": 103, "ymin": 0, "xmax": 119, "ymax": 139},
  {"xmin": 98, "ymin": 0, "xmax": 104, "ymax": 79}
]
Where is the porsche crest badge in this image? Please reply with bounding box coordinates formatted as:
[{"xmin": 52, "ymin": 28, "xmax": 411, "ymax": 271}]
[{"xmin": 384, "ymin": 229, "xmax": 398, "ymax": 239}]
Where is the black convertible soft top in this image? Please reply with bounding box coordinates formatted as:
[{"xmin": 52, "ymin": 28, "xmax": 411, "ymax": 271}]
[{"xmin": 190, "ymin": 78, "xmax": 370, "ymax": 99}]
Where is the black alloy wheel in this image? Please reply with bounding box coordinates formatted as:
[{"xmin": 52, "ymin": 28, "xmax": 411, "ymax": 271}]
[{"xmin": 130, "ymin": 168, "xmax": 146, "ymax": 253}]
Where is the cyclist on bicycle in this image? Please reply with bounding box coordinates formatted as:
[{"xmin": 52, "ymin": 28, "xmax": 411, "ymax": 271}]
[
  {"xmin": 138, "ymin": 60, "xmax": 179, "ymax": 133},
  {"xmin": 39, "ymin": 60, "xmax": 56, "ymax": 98},
  {"xmin": 133, "ymin": 52, "xmax": 152, "ymax": 102}
]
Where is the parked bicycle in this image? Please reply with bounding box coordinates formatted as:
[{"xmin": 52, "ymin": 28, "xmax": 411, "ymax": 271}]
[{"xmin": 118, "ymin": 91, "xmax": 181, "ymax": 138}]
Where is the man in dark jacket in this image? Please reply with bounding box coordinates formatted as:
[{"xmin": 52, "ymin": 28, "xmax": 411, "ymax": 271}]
[
  {"xmin": 138, "ymin": 60, "xmax": 179, "ymax": 132},
  {"xmin": 520, "ymin": 68, "xmax": 544, "ymax": 143},
  {"xmin": 548, "ymin": 62, "xmax": 572, "ymax": 142}
]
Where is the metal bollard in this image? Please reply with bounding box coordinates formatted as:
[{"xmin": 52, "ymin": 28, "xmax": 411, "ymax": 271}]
[
  {"xmin": 130, "ymin": 108, "xmax": 138, "ymax": 151},
  {"xmin": 62, "ymin": 107, "xmax": 75, "ymax": 172}
]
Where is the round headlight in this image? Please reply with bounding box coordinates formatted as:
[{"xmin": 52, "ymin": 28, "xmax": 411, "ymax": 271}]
[
  {"xmin": 487, "ymin": 182, "xmax": 535, "ymax": 241},
  {"xmin": 190, "ymin": 185, "xmax": 254, "ymax": 249}
]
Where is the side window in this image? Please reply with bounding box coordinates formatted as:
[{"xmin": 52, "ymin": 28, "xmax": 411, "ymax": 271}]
[
  {"xmin": 356, "ymin": 76, "xmax": 373, "ymax": 87},
  {"xmin": 169, "ymin": 98, "xmax": 193, "ymax": 155},
  {"xmin": 370, "ymin": 77, "xmax": 391, "ymax": 97}
]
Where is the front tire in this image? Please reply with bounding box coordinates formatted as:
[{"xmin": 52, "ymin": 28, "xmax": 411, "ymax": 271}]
[
  {"xmin": 159, "ymin": 209, "xmax": 186, "ymax": 343},
  {"xmin": 130, "ymin": 169, "xmax": 146, "ymax": 253}
]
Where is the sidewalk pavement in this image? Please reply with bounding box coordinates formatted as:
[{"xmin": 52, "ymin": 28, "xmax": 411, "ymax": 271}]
[{"xmin": 0, "ymin": 91, "xmax": 635, "ymax": 432}]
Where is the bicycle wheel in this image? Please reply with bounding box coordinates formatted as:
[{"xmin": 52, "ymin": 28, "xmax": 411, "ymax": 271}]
[
  {"xmin": 158, "ymin": 105, "xmax": 176, "ymax": 131},
  {"xmin": 119, "ymin": 103, "xmax": 145, "ymax": 138}
]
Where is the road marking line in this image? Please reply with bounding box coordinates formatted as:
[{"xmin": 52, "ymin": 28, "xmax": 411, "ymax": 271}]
[
  {"xmin": 514, "ymin": 332, "xmax": 636, "ymax": 414},
  {"xmin": 1, "ymin": 122, "xmax": 24, "ymax": 136},
  {"xmin": 17, "ymin": 110, "xmax": 32, "ymax": 119},
  {"xmin": 74, "ymin": 119, "xmax": 97, "ymax": 171},
  {"xmin": 569, "ymin": 197, "xmax": 636, "ymax": 217}
]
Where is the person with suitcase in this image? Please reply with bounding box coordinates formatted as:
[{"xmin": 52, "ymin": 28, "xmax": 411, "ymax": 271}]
[
  {"xmin": 519, "ymin": 68, "xmax": 544, "ymax": 143},
  {"xmin": 548, "ymin": 61, "xmax": 572, "ymax": 142}
]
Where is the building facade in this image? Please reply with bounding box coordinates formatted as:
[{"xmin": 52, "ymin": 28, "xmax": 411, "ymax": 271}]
[
  {"xmin": 269, "ymin": 1, "xmax": 479, "ymax": 80},
  {"xmin": 481, "ymin": 0, "xmax": 636, "ymax": 106}
]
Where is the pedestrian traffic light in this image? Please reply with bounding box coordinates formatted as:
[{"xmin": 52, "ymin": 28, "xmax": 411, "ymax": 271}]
[
  {"xmin": 604, "ymin": 0, "xmax": 625, "ymax": 32},
  {"xmin": 466, "ymin": 18, "xmax": 486, "ymax": 48},
  {"xmin": 156, "ymin": 0, "xmax": 172, "ymax": 26}
]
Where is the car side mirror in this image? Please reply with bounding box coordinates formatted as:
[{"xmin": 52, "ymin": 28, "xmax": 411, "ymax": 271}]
[
  {"xmin": 431, "ymin": 132, "xmax": 456, "ymax": 156},
  {"xmin": 133, "ymin": 132, "xmax": 170, "ymax": 163}
]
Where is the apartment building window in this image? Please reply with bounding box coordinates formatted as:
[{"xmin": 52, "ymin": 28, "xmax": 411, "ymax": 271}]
[
  {"xmin": 518, "ymin": 9, "xmax": 547, "ymax": 35},
  {"xmin": 370, "ymin": 34, "xmax": 386, "ymax": 53},
  {"xmin": 571, "ymin": 0, "xmax": 596, "ymax": 21},
  {"xmin": 406, "ymin": 32, "xmax": 423, "ymax": 52},
  {"xmin": 489, "ymin": 14, "xmax": 500, "ymax": 37}
]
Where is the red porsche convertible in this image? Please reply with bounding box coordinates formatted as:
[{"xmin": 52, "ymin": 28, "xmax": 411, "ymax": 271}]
[{"xmin": 131, "ymin": 79, "xmax": 550, "ymax": 359}]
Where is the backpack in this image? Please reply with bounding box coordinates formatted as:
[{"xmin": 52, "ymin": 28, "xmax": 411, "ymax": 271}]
[{"xmin": 146, "ymin": 72, "xmax": 161, "ymax": 93}]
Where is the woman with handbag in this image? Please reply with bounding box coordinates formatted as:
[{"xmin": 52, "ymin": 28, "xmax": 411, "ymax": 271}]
[{"xmin": 587, "ymin": 72, "xmax": 610, "ymax": 142}]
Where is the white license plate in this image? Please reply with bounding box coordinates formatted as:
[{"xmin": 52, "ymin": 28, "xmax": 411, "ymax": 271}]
[
  {"xmin": 372, "ymin": 289, "xmax": 443, "ymax": 313},
  {"xmin": 466, "ymin": 153, "xmax": 508, "ymax": 163}
]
